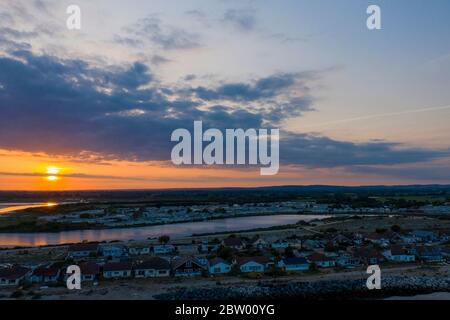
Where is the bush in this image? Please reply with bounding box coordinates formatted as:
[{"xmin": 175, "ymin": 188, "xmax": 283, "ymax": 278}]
[
  {"xmin": 10, "ymin": 290, "xmax": 24, "ymax": 299},
  {"xmin": 244, "ymin": 272, "xmax": 263, "ymax": 279}
]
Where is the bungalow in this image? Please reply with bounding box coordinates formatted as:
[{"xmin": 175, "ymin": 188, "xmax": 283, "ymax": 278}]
[
  {"xmin": 249, "ymin": 236, "xmax": 268, "ymax": 250},
  {"xmin": 222, "ymin": 237, "xmax": 246, "ymax": 250},
  {"xmin": 235, "ymin": 256, "xmax": 272, "ymax": 273},
  {"xmin": 128, "ymin": 244, "xmax": 151, "ymax": 255},
  {"xmin": 103, "ymin": 262, "xmax": 132, "ymax": 279},
  {"xmin": 412, "ymin": 246, "xmax": 443, "ymax": 262},
  {"xmin": 353, "ymin": 248, "xmax": 385, "ymax": 265},
  {"xmin": 100, "ymin": 244, "xmax": 127, "ymax": 258},
  {"xmin": 30, "ymin": 267, "xmax": 60, "ymax": 283},
  {"xmin": 410, "ymin": 231, "xmax": 439, "ymax": 243},
  {"xmin": 67, "ymin": 243, "xmax": 99, "ymax": 259},
  {"xmin": 134, "ymin": 257, "xmax": 171, "ymax": 278},
  {"xmin": 325, "ymin": 234, "xmax": 352, "ymax": 246},
  {"xmin": 271, "ymin": 239, "xmax": 289, "ymax": 249},
  {"xmin": 153, "ymin": 244, "xmax": 175, "ymax": 255},
  {"xmin": 441, "ymin": 247, "xmax": 450, "ymax": 261},
  {"xmin": 177, "ymin": 244, "xmax": 199, "ymax": 255},
  {"xmin": 79, "ymin": 261, "xmax": 100, "ymax": 282},
  {"xmin": 0, "ymin": 265, "xmax": 31, "ymax": 287},
  {"xmin": 278, "ymin": 257, "xmax": 310, "ymax": 272},
  {"xmin": 208, "ymin": 258, "xmax": 232, "ymax": 274},
  {"xmin": 306, "ymin": 253, "xmax": 336, "ymax": 268},
  {"xmin": 335, "ymin": 254, "xmax": 361, "ymax": 268},
  {"xmin": 172, "ymin": 256, "xmax": 206, "ymax": 277},
  {"xmin": 383, "ymin": 245, "xmax": 415, "ymax": 262}
]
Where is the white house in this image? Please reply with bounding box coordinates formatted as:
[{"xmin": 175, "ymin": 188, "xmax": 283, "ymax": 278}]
[
  {"xmin": 235, "ymin": 257, "xmax": 271, "ymax": 273},
  {"xmin": 0, "ymin": 265, "xmax": 31, "ymax": 287},
  {"xmin": 271, "ymin": 239, "xmax": 289, "ymax": 249},
  {"xmin": 383, "ymin": 245, "xmax": 415, "ymax": 262},
  {"xmin": 128, "ymin": 244, "xmax": 151, "ymax": 255},
  {"xmin": 67, "ymin": 243, "xmax": 99, "ymax": 259},
  {"xmin": 134, "ymin": 257, "xmax": 170, "ymax": 278},
  {"xmin": 30, "ymin": 267, "xmax": 60, "ymax": 283},
  {"xmin": 103, "ymin": 262, "xmax": 132, "ymax": 279},
  {"xmin": 278, "ymin": 257, "xmax": 310, "ymax": 271},
  {"xmin": 306, "ymin": 253, "xmax": 336, "ymax": 268},
  {"xmin": 208, "ymin": 258, "xmax": 231, "ymax": 274},
  {"xmin": 100, "ymin": 244, "xmax": 127, "ymax": 258},
  {"xmin": 153, "ymin": 244, "xmax": 175, "ymax": 255}
]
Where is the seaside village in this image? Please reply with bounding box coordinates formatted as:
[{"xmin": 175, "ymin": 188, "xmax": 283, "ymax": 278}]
[{"xmin": 1, "ymin": 226, "xmax": 450, "ymax": 292}]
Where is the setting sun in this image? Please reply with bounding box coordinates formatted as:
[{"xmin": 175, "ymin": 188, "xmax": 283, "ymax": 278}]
[
  {"xmin": 46, "ymin": 166, "xmax": 61, "ymax": 175},
  {"xmin": 46, "ymin": 175, "xmax": 59, "ymax": 182}
]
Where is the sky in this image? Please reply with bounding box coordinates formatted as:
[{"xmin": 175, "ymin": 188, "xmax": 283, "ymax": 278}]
[{"xmin": 0, "ymin": 0, "xmax": 450, "ymax": 190}]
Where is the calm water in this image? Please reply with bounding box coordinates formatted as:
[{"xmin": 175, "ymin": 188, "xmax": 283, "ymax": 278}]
[
  {"xmin": 0, "ymin": 202, "xmax": 58, "ymax": 214},
  {"xmin": 0, "ymin": 214, "xmax": 328, "ymax": 247}
]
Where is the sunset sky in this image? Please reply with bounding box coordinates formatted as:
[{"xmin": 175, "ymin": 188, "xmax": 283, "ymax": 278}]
[{"xmin": 1, "ymin": 0, "xmax": 450, "ymax": 190}]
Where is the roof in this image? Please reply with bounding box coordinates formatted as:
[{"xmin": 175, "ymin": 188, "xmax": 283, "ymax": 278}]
[
  {"xmin": 171, "ymin": 256, "xmax": 205, "ymax": 269},
  {"xmin": 236, "ymin": 256, "xmax": 271, "ymax": 266},
  {"xmin": 282, "ymin": 257, "xmax": 309, "ymax": 265},
  {"xmin": 0, "ymin": 265, "xmax": 30, "ymax": 280},
  {"xmin": 80, "ymin": 261, "xmax": 100, "ymax": 275},
  {"xmin": 134, "ymin": 257, "xmax": 170, "ymax": 270},
  {"xmin": 209, "ymin": 257, "xmax": 230, "ymax": 266},
  {"xmin": 390, "ymin": 245, "xmax": 410, "ymax": 256},
  {"xmin": 306, "ymin": 253, "xmax": 334, "ymax": 262},
  {"xmin": 103, "ymin": 262, "xmax": 132, "ymax": 272},
  {"xmin": 32, "ymin": 267, "xmax": 60, "ymax": 277},
  {"xmin": 353, "ymin": 248, "xmax": 384, "ymax": 260},
  {"xmin": 68, "ymin": 243, "xmax": 99, "ymax": 252}
]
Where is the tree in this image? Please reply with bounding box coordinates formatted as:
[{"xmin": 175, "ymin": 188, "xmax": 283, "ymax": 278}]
[
  {"xmin": 284, "ymin": 246, "xmax": 295, "ymax": 258},
  {"xmin": 158, "ymin": 235, "xmax": 170, "ymax": 245},
  {"xmin": 217, "ymin": 246, "xmax": 233, "ymax": 261}
]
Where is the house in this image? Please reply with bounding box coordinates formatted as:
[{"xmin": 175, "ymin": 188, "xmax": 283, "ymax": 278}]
[
  {"xmin": 134, "ymin": 257, "xmax": 171, "ymax": 278},
  {"xmin": 306, "ymin": 253, "xmax": 335, "ymax": 268},
  {"xmin": 353, "ymin": 248, "xmax": 385, "ymax": 265},
  {"xmin": 128, "ymin": 244, "xmax": 151, "ymax": 255},
  {"xmin": 222, "ymin": 236, "xmax": 246, "ymax": 250},
  {"xmin": 412, "ymin": 246, "xmax": 443, "ymax": 262},
  {"xmin": 103, "ymin": 262, "xmax": 132, "ymax": 279},
  {"xmin": 153, "ymin": 244, "xmax": 175, "ymax": 255},
  {"xmin": 335, "ymin": 253, "xmax": 361, "ymax": 268},
  {"xmin": 278, "ymin": 257, "xmax": 310, "ymax": 272},
  {"xmin": 0, "ymin": 265, "xmax": 31, "ymax": 287},
  {"xmin": 410, "ymin": 231, "xmax": 439, "ymax": 243},
  {"xmin": 67, "ymin": 243, "xmax": 99, "ymax": 259},
  {"xmin": 171, "ymin": 256, "xmax": 206, "ymax": 277},
  {"xmin": 441, "ymin": 247, "xmax": 450, "ymax": 261},
  {"xmin": 325, "ymin": 234, "xmax": 352, "ymax": 246},
  {"xmin": 235, "ymin": 256, "xmax": 272, "ymax": 273},
  {"xmin": 177, "ymin": 244, "xmax": 199, "ymax": 255},
  {"xmin": 79, "ymin": 261, "xmax": 100, "ymax": 282},
  {"xmin": 249, "ymin": 236, "xmax": 268, "ymax": 250},
  {"xmin": 208, "ymin": 258, "xmax": 232, "ymax": 274},
  {"xmin": 383, "ymin": 245, "xmax": 415, "ymax": 262},
  {"xmin": 30, "ymin": 267, "xmax": 60, "ymax": 283},
  {"xmin": 271, "ymin": 239, "xmax": 289, "ymax": 249},
  {"xmin": 100, "ymin": 244, "xmax": 127, "ymax": 258}
]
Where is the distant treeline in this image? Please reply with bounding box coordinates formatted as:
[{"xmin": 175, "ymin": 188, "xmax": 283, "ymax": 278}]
[{"xmin": 1, "ymin": 185, "xmax": 450, "ymax": 206}]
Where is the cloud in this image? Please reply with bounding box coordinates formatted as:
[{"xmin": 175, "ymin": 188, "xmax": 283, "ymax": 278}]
[
  {"xmin": 0, "ymin": 45, "xmax": 448, "ymax": 172},
  {"xmin": 118, "ymin": 16, "xmax": 201, "ymax": 50},
  {"xmin": 223, "ymin": 9, "xmax": 257, "ymax": 31},
  {"xmin": 0, "ymin": 172, "xmax": 144, "ymax": 181},
  {"xmin": 280, "ymin": 133, "xmax": 450, "ymax": 168}
]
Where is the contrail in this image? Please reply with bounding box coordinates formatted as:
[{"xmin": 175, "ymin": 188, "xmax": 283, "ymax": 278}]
[{"xmin": 301, "ymin": 104, "xmax": 450, "ymax": 129}]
